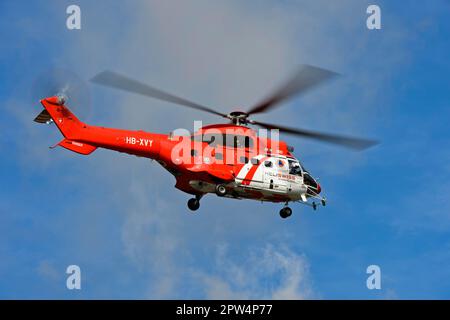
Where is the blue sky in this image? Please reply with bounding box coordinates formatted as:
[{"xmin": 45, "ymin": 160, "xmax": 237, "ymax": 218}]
[{"xmin": 1, "ymin": 0, "xmax": 450, "ymax": 299}]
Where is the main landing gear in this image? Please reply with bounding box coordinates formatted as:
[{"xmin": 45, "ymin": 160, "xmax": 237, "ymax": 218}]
[
  {"xmin": 215, "ymin": 184, "xmax": 227, "ymax": 197},
  {"xmin": 187, "ymin": 195, "xmax": 202, "ymax": 212},
  {"xmin": 279, "ymin": 206, "xmax": 292, "ymax": 219}
]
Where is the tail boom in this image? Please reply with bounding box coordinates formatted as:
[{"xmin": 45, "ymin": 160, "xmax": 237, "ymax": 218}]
[{"xmin": 38, "ymin": 96, "xmax": 164, "ymax": 159}]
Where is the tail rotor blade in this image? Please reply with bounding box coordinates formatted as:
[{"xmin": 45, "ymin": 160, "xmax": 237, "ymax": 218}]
[{"xmin": 31, "ymin": 68, "xmax": 92, "ymax": 120}]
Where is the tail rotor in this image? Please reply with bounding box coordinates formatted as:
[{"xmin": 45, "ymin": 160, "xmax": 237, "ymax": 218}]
[{"xmin": 31, "ymin": 68, "xmax": 92, "ymax": 122}]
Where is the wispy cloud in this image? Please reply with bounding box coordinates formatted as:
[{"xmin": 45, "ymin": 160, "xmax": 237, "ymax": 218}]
[{"xmin": 196, "ymin": 244, "xmax": 314, "ymax": 299}]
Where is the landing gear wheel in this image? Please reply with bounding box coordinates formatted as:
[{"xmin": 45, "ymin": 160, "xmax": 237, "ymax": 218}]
[
  {"xmin": 312, "ymin": 202, "xmax": 317, "ymax": 211},
  {"xmin": 215, "ymin": 184, "xmax": 227, "ymax": 197},
  {"xmin": 187, "ymin": 198, "xmax": 200, "ymax": 211},
  {"xmin": 321, "ymin": 199, "xmax": 326, "ymax": 206},
  {"xmin": 279, "ymin": 207, "xmax": 292, "ymax": 219}
]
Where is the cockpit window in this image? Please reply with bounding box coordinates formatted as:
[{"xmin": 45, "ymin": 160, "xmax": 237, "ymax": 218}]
[
  {"xmin": 288, "ymin": 159, "xmax": 303, "ymax": 176},
  {"xmin": 298, "ymin": 159, "xmax": 307, "ymax": 173}
]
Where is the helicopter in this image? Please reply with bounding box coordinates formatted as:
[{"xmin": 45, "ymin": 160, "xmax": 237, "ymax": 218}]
[{"xmin": 34, "ymin": 65, "xmax": 377, "ymax": 219}]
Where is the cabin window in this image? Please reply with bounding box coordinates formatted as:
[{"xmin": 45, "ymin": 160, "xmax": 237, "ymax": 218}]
[
  {"xmin": 191, "ymin": 135, "xmax": 202, "ymax": 142},
  {"xmin": 191, "ymin": 133, "xmax": 220, "ymax": 147},
  {"xmin": 264, "ymin": 161, "xmax": 272, "ymax": 168},
  {"xmin": 215, "ymin": 152, "xmax": 223, "ymax": 160},
  {"xmin": 277, "ymin": 159, "xmax": 285, "ymax": 168},
  {"xmin": 251, "ymin": 158, "xmax": 259, "ymax": 165},
  {"xmin": 244, "ymin": 136, "xmax": 253, "ymax": 148},
  {"xmin": 239, "ymin": 156, "xmax": 249, "ymax": 164},
  {"xmin": 192, "ymin": 134, "xmax": 253, "ymax": 148},
  {"xmin": 224, "ymin": 135, "xmax": 253, "ymax": 148}
]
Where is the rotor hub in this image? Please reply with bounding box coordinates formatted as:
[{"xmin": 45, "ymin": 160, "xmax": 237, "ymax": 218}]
[
  {"xmin": 56, "ymin": 93, "xmax": 68, "ymax": 105},
  {"xmin": 227, "ymin": 111, "xmax": 249, "ymax": 125}
]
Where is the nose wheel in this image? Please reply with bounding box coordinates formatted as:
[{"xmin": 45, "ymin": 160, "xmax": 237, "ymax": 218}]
[{"xmin": 279, "ymin": 206, "xmax": 292, "ymax": 219}]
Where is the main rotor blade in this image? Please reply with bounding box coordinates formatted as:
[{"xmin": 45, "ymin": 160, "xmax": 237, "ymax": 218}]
[
  {"xmin": 252, "ymin": 120, "xmax": 378, "ymax": 150},
  {"xmin": 91, "ymin": 70, "xmax": 227, "ymax": 117},
  {"xmin": 247, "ymin": 65, "xmax": 339, "ymax": 115}
]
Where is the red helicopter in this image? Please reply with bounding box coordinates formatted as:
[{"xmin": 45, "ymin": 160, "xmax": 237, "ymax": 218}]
[{"xmin": 34, "ymin": 65, "xmax": 377, "ymax": 218}]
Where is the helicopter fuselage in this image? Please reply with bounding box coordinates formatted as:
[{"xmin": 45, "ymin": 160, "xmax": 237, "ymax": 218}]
[{"xmin": 39, "ymin": 96, "xmax": 321, "ymax": 206}]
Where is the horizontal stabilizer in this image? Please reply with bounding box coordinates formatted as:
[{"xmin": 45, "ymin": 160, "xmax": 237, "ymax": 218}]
[
  {"xmin": 34, "ymin": 109, "xmax": 52, "ymax": 124},
  {"xmin": 58, "ymin": 139, "xmax": 97, "ymax": 155}
]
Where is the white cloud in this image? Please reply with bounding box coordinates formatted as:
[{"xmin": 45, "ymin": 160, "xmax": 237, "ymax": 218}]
[{"xmin": 197, "ymin": 244, "xmax": 314, "ymax": 299}]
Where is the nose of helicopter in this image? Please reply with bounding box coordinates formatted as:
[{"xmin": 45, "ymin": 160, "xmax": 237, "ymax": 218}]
[{"xmin": 304, "ymin": 172, "xmax": 321, "ymax": 194}]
